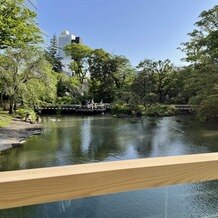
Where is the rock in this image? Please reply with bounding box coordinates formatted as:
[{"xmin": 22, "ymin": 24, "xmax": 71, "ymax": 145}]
[
  {"xmin": 19, "ymin": 139, "xmax": 26, "ymax": 144},
  {"xmin": 130, "ymin": 119, "xmax": 138, "ymax": 123},
  {"xmin": 36, "ymin": 116, "xmax": 42, "ymax": 123},
  {"xmin": 12, "ymin": 143, "xmax": 22, "ymax": 148},
  {"xmin": 151, "ymin": 122, "xmax": 157, "ymax": 126},
  {"xmin": 116, "ymin": 114, "xmax": 130, "ymax": 119},
  {"xmin": 176, "ymin": 119, "xmax": 182, "ymax": 123},
  {"xmin": 33, "ymin": 131, "xmax": 41, "ymax": 135},
  {"xmin": 25, "ymin": 113, "xmax": 32, "ymax": 122},
  {"xmin": 30, "ymin": 121, "xmax": 37, "ymax": 124}
]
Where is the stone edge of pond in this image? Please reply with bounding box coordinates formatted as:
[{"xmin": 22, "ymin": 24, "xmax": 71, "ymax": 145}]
[{"xmin": 0, "ymin": 118, "xmax": 42, "ymax": 153}]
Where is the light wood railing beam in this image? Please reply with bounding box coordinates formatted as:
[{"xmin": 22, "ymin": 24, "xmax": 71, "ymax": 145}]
[{"xmin": 0, "ymin": 152, "xmax": 218, "ymax": 209}]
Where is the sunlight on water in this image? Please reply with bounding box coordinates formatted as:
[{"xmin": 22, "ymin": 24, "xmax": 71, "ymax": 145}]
[{"xmin": 0, "ymin": 115, "xmax": 217, "ymax": 218}]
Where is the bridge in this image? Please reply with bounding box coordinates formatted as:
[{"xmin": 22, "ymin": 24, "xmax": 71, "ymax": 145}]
[
  {"xmin": 36, "ymin": 104, "xmax": 193, "ymax": 115},
  {"xmin": 174, "ymin": 104, "xmax": 193, "ymax": 113},
  {"xmin": 36, "ymin": 103, "xmax": 112, "ymax": 115}
]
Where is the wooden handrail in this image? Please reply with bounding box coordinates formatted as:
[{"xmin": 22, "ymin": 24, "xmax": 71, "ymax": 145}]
[{"xmin": 0, "ymin": 153, "xmax": 218, "ymax": 209}]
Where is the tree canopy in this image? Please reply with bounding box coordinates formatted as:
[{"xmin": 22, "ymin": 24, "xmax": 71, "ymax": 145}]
[
  {"xmin": 45, "ymin": 34, "xmax": 63, "ymax": 73},
  {"xmin": 0, "ymin": 0, "xmax": 42, "ymax": 49},
  {"xmin": 0, "ymin": 1, "xmax": 216, "ymax": 122},
  {"xmin": 64, "ymin": 43, "xmax": 92, "ymax": 82},
  {"xmin": 0, "ymin": 46, "xmax": 57, "ymax": 113}
]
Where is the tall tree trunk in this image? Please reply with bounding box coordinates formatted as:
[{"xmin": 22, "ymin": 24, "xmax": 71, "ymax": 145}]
[
  {"xmin": 9, "ymin": 101, "xmax": 14, "ymax": 114},
  {"xmin": 0, "ymin": 94, "xmax": 3, "ymax": 108},
  {"xmin": 13, "ymin": 102, "xmax": 17, "ymax": 112}
]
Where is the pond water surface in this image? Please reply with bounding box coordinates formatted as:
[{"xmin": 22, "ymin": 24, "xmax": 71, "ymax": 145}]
[{"xmin": 0, "ymin": 115, "xmax": 218, "ymax": 218}]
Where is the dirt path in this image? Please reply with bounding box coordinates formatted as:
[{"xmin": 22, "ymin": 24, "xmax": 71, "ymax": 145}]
[{"xmin": 0, "ymin": 118, "xmax": 42, "ymax": 152}]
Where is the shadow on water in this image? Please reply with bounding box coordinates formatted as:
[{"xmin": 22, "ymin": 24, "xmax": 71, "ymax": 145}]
[{"xmin": 0, "ymin": 115, "xmax": 218, "ymax": 217}]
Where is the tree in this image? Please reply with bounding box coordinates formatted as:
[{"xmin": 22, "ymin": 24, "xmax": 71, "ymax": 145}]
[
  {"xmin": 0, "ymin": 46, "xmax": 57, "ymax": 114},
  {"xmin": 112, "ymin": 56, "xmax": 135, "ymax": 103},
  {"xmin": 181, "ymin": 6, "xmax": 218, "ymax": 63},
  {"xmin": 64, "ymin": 43, "xmax": 92, "ymax": 82},
  {"xmin": 56, "ymin": 73, "xmax": 82, "ymax": 104},
  {"xmin": 132, "ymin": 68, "xmax": 158, "ymax": 105},
  {"xmin": 135, "ymin": 59, "xmax": 173, "ymax": 104},
  {"xmin": 163, "ymin": 67, "xmax": 190, "ymax": 104},
  {"xmin": 180, "ymin": 6, "xmax": 218, "ymax": 122},
  {"xmin": 0, "ymin": 0, "xmax": 42, "ymax": 49},
  {"xmin": 45, "ymin": 34, "xmax": 63, "ymax": 73},
  {"xmin": 89, "ymin": 49, "xmax": 134, "ymax": 102}
]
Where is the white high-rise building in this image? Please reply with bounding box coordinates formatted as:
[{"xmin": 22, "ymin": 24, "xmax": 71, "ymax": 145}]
[{"xmin": 58, "ymin": 30, "xmax": 76, "ymax": 76}]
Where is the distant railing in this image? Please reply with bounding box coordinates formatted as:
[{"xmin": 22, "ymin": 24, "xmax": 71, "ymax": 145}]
[
  {"xmin": 35, "ymin": 104, "xmax": 112, "ymax": 114},
  {"xmin": 0, "ymin": 153, "xmax": 218, "ymax": 209},
  {"xmin": 174, "ymin": 104, "xmax": 193, "ymax": 111},
  {"xmin": 36, "ymin": 104, "xmax": 193, "ymax": 113},
  {"xmin": 38, "ymin": 103, "xmax": 111, "ymax": 108}
]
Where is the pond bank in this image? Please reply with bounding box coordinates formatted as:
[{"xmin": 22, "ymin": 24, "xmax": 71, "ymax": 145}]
[{"xmin": 0, "ymin": 118, "xmax": 42, "ymax": 152}]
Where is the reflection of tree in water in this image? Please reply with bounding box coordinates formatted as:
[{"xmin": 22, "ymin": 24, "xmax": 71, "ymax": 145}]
[
  {"xmin": 0, "ymin": 148, "xmax": 21, "ymax": 171},
  {"xmin": 70, "ymin": 120, "xmax": 84, "ymax": 163},
  {"xmin": 134, "ymin": 134, "xmax": 153, "ymax": 158},
  {"xmin": 173, "ymin": 116, "xmax": 218, "ymax": 154},
  {"xmin": 87, "ymin": 118, "xmax": 125, "ymax": 161},
  {"xmin": 68, "ymin": 117, "xmax": 125, "ymax": 163},
  {"xmin": 132, "ymin": 120, "xmax": 157, "ymax": 158}
]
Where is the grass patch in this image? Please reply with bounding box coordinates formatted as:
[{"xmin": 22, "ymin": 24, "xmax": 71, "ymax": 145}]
[{"xmin": 0, "ymin": 111, "xmax": 12, "ymax": 128}]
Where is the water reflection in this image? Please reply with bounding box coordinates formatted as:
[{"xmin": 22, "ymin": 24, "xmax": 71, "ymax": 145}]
[{"xmin": 0, "ymin": 115, "xmax": 218, "ymax": 217}]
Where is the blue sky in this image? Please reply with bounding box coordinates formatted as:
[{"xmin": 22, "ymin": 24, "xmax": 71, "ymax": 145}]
[{"xmin": 37, "ymin": 0, "xmax": 217, "ymax": 66}]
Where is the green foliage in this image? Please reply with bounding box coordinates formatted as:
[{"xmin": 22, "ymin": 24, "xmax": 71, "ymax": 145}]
[
  {"xmin": 143, "ymin": 104, "xmax": 177, "ymax": 116},
  {"xmin": 56, "ymin": 96, "xmax": 73, "ymax": 105},
  {"xmin": 194, "ymin": 95, "xmax": 218, "ymax": 122},
  {"xmin": 45, "ymin": 35, "xmax": 63, "ymax": 73},
  {"xmin": 0, "ymin": 111, "xmax": 12, "ymax": 127},
  {"xmin": 132, "ymin": 59, "xmax": 174, "ymax": 104},
  {"xmin": 180, "ymin": 6, "xmax": 218, "ymax": 63},
  {"xmin": 64, "ymin": 43, "xmax": 92, "ymax": 82},
  {"xmin": 0, "ymin": 46, "xmax": 57, "ymax": 113},
  {"xmin": 0, "ymin": 0, "xmax": 42, "ymax": 49},
  {"xmin": 112, "ymin": 103, "xmax": 177, "ymax": 117},
  {"xmin": 112, "ymin": 103, "xmax": 132, "ymax": 115},
  {"xmin": 0, "ymin": 3, "xmax": 216, "ymax": 124},
  {"xmin": 56, "ymin": 73, "xmax": 82, "ymax": 104},
  {"xmin": 89, "ymin": 49, "xmax": 135, "ymax": 103},
  {"xmin": 180, "ymin": 6, "xmax": 218, "ymax": 122},
  {"xmin": 16, "ymin": 108, "xmax": 37, "ymax": 121}
]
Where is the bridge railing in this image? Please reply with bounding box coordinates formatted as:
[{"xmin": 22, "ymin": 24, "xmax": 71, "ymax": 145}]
[
  {"xmin": 0, "ymin": 152, "xmax": 217, "ymax": 209},
  {"xmin": 38, "ymin": 103, "xmax": 112, "ymax": 110}
]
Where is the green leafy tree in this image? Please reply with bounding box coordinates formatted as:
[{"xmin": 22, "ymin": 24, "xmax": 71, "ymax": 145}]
[
  {"xmin": 163, "ymin": 67, "xmax": 190, "ymax": 104},
  {"xmin": 181, "ymin": 6, "xmax": 218, "ymax": 63},
  {"xmin": 45, "ymin": 34, "xmax": 63, "ymax": 73},
  {"xmin": 0, "ymin": 0, "xmax": 42, "ymax": 49},
  {"xmin": 89, "ymin": 49, "xmax": 134, "ymax": 102},
  {"xmin": 181, "ymin": 6, "xmax": 218, "ymax": 122},
  {"xmin": 0, "ymin": 46, "xmax": 57, "ymax": 114},
  {"xmin": 56, "ymin": 73, "xmax": 82, "ymax": 104},
  {"xmin": 131, "ymin": 68, "xmax": 158, "ymax": 105},
  {"xmin": 88, "ymin": 49, "xmax": 115, "ymax": 102},
  {"xmin": 64, "ymin": 43, "xmax": 92, "ymax": 82},
  {"xmin": 135, "ymin": 59, "xmax": 173, "ymax": 104}
]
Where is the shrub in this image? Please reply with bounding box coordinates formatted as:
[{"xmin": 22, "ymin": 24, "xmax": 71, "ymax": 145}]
[
  {"xmin": 16, "ymin": 108, "xmax": 37, "ymax": 121},
  {"xmin": 143, "ymin": 104, "xmax": 177, "ymax": 116},
  {"xmin": 195, "ymin": 95, "xmax": 218, "ymax": 122},
  {"xmin": 56, "ymin": 96, "xmax": 73, "ymax": 105},
  {"xmin": 112, "ymin": 103, "xmax": 132, "ymax": 115}
]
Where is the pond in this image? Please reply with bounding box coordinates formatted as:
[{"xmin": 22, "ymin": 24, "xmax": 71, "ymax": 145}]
[{"xmin": 0, "ymin": 115, "xmax": 218, "ymax": 217}]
